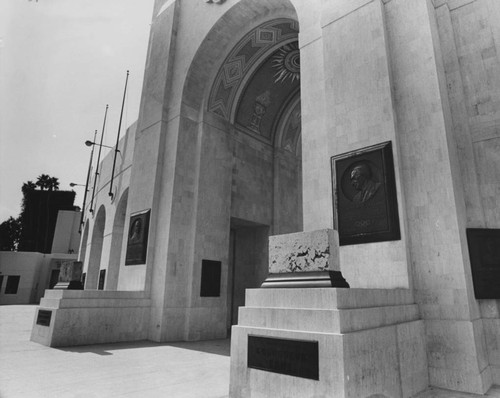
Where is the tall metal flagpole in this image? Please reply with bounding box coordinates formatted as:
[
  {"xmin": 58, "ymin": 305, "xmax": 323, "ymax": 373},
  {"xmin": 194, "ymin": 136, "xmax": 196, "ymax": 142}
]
[
  {"xmin": 79, "ymin": 130, "xmax": 98, "ymax": 232},
  {"xmin": 89, "ymin": 104, "xmax": 109, "ymax": 213},
  {"xmin": 109, "ymin": 70, "xmax": 129, "ymax": 200}
]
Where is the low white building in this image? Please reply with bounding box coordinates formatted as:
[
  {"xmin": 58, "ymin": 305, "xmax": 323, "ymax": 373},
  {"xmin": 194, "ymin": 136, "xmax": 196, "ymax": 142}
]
[{"xmin": 0, "ymin": 210, "xmax": 80, "ymax": 305}]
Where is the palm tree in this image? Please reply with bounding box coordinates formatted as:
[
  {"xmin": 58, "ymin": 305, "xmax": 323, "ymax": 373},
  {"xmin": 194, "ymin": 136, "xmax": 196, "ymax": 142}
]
[
  {"xmin": 36, "ymin": 174, "xmax": 59, "ymax": 191},
  {"xmin": 21, "ymin": 181, "xmax": 37, "ymax": 195},
  {"xmin": 34, "ymin": 174, "xmax": 59, "ymax": 251},
  {"xmin": 36, "ymin": 174, "xmax": 51, "ymax": 190},
  {"xmin": 47, "ymin": 176, "xmax": 59, "ymax": 191}
]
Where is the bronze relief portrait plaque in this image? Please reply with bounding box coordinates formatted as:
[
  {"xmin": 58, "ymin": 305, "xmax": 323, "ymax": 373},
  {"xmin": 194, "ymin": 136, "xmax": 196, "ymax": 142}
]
[
  {"xmin": 331, "ymin": 141, "xmax": 400, "ymax": 246},
  {"xmin": 466, "ymin": 228, "xmax": 500, "ymax": 299},
  {"xmin": 125, "ymin": 209, "xmax": 150, "ymax": 265}
]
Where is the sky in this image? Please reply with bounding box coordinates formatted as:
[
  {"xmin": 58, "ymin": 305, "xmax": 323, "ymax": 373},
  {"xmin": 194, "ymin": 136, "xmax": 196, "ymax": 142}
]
[{"xmin": 0, "ymin": 0, "xmax": 154, "ymax": 222}]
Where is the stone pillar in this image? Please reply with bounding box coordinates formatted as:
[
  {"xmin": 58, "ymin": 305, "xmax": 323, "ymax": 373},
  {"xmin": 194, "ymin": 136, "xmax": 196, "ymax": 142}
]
[
  {"xmin": 385, "ymin": 0, "xmax": 490, "ymax": 393},
  {"xmin": 161, "ymin": 112, "xmax": 234, "ymax": 341},
  {"xmin": 301, "ymin": 0, "xmax": 411, "ymax": 289},
  {"xmin": 112, "ymin": 0, "xmax": 183, "ymax": 340},
  {"xmin": 297, "ymin": 2, "xmax": 332, "ymax": 231},
  {"xmin": 297, "ymin": 0, "xmax": 490, "ymax": 393}
]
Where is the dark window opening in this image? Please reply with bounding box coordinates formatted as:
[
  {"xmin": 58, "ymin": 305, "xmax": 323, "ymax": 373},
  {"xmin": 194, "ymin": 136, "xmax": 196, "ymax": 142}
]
[{"xmin": 5, "ymin": 275, "xmax": 20, "ymax": 294}]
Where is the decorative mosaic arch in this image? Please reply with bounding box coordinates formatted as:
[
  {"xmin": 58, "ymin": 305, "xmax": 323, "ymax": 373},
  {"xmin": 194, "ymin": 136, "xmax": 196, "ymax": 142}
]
[{"xmin": 208, "ymin": 18, "xmax": 299, "ymax": 120}]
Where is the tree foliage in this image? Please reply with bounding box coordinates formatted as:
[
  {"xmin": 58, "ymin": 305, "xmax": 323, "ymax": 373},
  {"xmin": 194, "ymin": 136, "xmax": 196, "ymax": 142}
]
[
  {"xmin": 35, "ymin": 174, "xmax": 59, "ymax": 191},
  {"xmin": 1, "ymin": 174, "xmax": 61, "ymax": 251},
  {"xmin": 0, "ymin": 216, "xmax": 21, "ymax": 251},
  {"xmin": 22, "ymin": 181, "xmax": 37, "ymax": 194}
]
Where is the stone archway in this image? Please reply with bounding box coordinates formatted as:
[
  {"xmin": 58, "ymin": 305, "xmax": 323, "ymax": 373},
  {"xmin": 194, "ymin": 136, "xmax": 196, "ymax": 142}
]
[
  {"xmin": 106, "ymin": 189, "xmax": 128, "ymax": 291},
  {"xmin": 179, "ymin": 2, "xmax": 302, "ymax": 333},
  {"xmin": 78, "ymin": 221, "xmax": 90, "ymax": 264},
  {"xmin": 86, "ymin": 206, "xmax": 105, "ymax": 289},
  {"xmin": 132, "ymin": 0, "xmax": 304, "ymax": 342}
]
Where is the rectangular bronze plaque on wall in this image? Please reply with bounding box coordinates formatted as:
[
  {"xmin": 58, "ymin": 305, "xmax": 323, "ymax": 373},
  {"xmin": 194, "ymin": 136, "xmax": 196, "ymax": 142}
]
[
  {"xmin": 98, "ymin": 269, "xmax": 106, "ymax": 290},
  {"xmin": 331, "ymin": 141, "xmax": 400, "ymax": 245},
  {"xmin": 200, "ymin": 260, "xmax": 221, "ymax": 297},
  {"xmin": 36, "ymin": 310, "xmax": 52, "ymax": 327},
  {"xmin": 466, "ymin": 228, "xmax": 500, "ymax": 299},
  {"xmin": 125, "ymin": 209, "xmax": 150, "ymax": 265},
  {"xmin": 247, "ymin": 335, "xmax": 319, "ymax": 380}
]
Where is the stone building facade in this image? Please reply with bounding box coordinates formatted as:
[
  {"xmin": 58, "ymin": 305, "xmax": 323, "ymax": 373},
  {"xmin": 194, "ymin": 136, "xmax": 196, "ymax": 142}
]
[{"xmin": 31, "ymin": 0, "xmax": 500, "ymax": 395}]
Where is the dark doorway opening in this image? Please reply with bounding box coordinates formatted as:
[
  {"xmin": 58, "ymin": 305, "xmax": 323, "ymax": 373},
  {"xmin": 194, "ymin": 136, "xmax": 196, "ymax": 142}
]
[{"xmin": 227, "ymin": 218, "xmax": 269, "ymax": 332}]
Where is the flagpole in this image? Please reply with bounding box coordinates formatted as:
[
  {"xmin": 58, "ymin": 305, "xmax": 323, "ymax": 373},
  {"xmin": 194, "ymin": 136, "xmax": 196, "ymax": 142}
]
[
  {"xmin": 109, "ymin": 70, "xmax": 129, "ymax": 200},
  {"xmin": 89, "ymin": 104, "xmax": 109, "ymax": 213},
  {"xmin": 79, "ymin": 129, "xmax": 97, "ymax": 232}
]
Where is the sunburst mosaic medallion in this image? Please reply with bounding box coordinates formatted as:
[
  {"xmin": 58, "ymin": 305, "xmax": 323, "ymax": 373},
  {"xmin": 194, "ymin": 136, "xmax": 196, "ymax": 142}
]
[{"xmin": 272, "ymin": 42, "xmax": 300, "ymax": 84}]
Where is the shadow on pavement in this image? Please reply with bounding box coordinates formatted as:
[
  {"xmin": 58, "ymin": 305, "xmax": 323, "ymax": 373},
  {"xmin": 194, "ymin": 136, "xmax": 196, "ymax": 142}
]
[{"xmin": 56, "ymin": 338, "xmax": 231, "ymax": 357}]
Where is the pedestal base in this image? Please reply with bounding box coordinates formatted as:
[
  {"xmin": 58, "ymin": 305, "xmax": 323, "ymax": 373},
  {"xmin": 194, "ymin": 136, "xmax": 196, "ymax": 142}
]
[
  {"xmin": 229, "ymin": 288, "xmax": 428, "ymax": 398},
  {"xmin": 53, "ymin": 281, "xmax": 83, "ymax": 290},
  {"xmin": 261, "ymin": 271, "xmax": 349, "ymax": 288}
]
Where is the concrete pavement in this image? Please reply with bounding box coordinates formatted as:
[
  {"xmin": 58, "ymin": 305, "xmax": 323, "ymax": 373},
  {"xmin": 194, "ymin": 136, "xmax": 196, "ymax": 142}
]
[
  {"xmin": 2, "ymin": 304, "xmax": 500, "ymax": 398},
  {"xmin": 0, "ymin": 305, "xmax": 230, "ymax": 398}
]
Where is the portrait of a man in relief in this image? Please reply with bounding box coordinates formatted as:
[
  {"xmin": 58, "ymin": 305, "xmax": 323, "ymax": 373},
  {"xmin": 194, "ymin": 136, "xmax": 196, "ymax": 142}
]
[
  {"xmin": 350, "ymin": 163, "xmax": 381, "ymax": 204},
  {"xmin": 129, "ymin": 219, "xmax": 143, "ymax": 244},
  {"xmin": 125, "ymin": 210, "xmax": 150, "ymax": 265},
  {"xmin": 331, "ymin": 142, "xmax": 400, "ymax": 245}
]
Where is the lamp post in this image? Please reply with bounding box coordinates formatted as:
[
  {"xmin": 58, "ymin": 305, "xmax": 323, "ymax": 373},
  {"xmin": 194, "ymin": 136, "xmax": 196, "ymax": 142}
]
[
  {"xmin": 77, "ymin": 130, "xmax": 98, "ymax": 233},
  {"xmin": 85, "ymin": 140, "xmax": 114, "ymax": 149},
  {"xmin": 70, "ymin": 183, "xmax": 86, "ymax": 233}
]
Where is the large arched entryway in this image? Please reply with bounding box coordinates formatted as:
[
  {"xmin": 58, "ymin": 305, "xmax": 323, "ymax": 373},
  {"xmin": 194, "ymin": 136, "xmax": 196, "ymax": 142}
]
[
  {"xmin": 78, "ymin": 221, "xmax": 90, "ymax": 265},
  {"xmin": 106, "ymin": 189, "xmax": 128, "ymax": 290},
  {"xmin": 86, "ymin": 206, "xmax": 105, "ymax": 289},
  {"xmin": 205, "ymin": 18, "xmax": 303, "ymax": 328},
  {"xmin": 168, "ymin": 0, "xmax": 303, "ymax": 340}
]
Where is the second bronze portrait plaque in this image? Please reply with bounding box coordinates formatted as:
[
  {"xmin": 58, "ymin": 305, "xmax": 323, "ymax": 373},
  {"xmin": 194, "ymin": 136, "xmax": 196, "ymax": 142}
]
[
  {"xmin": 331, "ymin": 141, "xmax": 400, "ymax": 246},
  {"xmin": 125, "ymin": 209, "xmax": 151, "ymax": 265}
]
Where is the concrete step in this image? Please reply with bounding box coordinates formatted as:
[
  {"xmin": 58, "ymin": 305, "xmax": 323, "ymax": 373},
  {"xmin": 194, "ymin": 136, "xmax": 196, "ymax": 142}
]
[
  {"xmin": 245, "ymin": 287, "xmax": 415, "ymax": 309},
  {"xmin": 238, "ymin": 303, "xmax": 419, "ymax": 333}
]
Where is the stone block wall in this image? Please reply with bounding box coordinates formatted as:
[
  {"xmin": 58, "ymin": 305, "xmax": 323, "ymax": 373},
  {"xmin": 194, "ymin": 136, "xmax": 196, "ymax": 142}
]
[{"xmin": 434, "ymin": 0, "xmax": 500, "ymax": 386}]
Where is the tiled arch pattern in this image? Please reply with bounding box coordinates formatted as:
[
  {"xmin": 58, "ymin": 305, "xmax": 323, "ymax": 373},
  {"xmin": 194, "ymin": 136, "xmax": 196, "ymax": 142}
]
[{"xmin": 208, "ymin": 19, "xmax": 298, "ymax": 119}]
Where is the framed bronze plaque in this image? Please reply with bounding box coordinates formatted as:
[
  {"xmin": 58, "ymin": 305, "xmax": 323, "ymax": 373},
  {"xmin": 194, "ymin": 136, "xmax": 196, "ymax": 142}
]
[
  {"xmin": 125, "ymin": 209, "xmax": 150, "ymax": 265},
  {"xmin": 331, "ymin": 141, "xmax": 400, "ymax": 246},
  {"xmin": 466, "ymin": 228, "xmax": 500, "ymax": 299},
  {"xmin": 36, "ymin": 310, "xmax": 52, "ymax": 327},
  {"xmin": 98, "ymin": 269, "xmax": 106, "ymax": 290},
  {"xmin": 247, "ymin": 335, "xmax": 319, "ymax": 380}
]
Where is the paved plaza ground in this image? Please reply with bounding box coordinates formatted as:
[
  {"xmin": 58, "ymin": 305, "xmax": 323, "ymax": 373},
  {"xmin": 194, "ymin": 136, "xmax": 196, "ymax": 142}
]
[
  {"xmin": 0, "ymin": 305, "xmax": 230, "ymax": 398},
  {"xmin": 1, "ymin": 304, "xmax": 500, "ymax": 398}
]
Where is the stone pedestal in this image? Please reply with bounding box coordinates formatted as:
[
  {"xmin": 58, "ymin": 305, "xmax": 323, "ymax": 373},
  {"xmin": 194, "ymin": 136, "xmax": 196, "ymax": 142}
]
[
  {"xmin": 53, "ymin": 261, "xmax": 83, "ymax": 290},
  {"xmin": 30, "ymin": 290, "xmax": 151, "ymax": 347},
  {"xmin": 230, "ymin": 229, "xmax": 428, "ymax": 397},
  {"xmin": 229, "ymin": 288, "xmax": 428, "ymax": 398}
]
